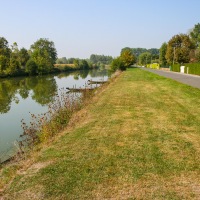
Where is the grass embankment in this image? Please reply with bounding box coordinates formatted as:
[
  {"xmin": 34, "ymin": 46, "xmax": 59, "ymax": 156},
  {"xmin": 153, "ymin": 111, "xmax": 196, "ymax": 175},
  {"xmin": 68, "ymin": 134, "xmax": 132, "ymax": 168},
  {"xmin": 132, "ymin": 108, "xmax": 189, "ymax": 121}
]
[{"xmin": 1, "ymin": 68, "xmax": 200, "ymax": 199}]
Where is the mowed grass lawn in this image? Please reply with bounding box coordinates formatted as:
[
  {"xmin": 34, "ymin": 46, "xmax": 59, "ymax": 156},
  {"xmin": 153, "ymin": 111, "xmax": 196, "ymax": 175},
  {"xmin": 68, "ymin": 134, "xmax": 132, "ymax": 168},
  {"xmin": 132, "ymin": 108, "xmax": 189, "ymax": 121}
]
[{"xmin": 2, "ymin": 68, "xmax": 200, "ymax": 199}]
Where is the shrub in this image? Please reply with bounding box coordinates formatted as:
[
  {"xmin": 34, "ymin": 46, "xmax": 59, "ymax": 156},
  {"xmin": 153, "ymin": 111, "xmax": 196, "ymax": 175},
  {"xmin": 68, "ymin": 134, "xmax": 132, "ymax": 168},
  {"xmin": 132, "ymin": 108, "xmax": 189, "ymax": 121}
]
[
  {"xmin": 184, "ymin": 63, "xmax": 200, "ymax": 75},
  {"xmin": 171, "ymin": 64, "xmax": 180, "ymax": 72},
  {"xmin": 110, "ymin": 57, "xmax": 125, "ymax": 71},
  {"xmin": 25, "ymin": 59, "xmax": 38, "ymax": 75},
  {"xmin": 171, "ymin": 63, "xmax": 200, "ymax": 75}
]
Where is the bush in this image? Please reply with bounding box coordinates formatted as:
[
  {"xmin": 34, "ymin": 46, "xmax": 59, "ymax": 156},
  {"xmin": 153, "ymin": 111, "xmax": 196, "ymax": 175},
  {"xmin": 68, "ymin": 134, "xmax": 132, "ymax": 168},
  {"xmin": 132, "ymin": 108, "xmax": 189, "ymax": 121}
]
[
  {"xmin": 184, "ymin": 63, "xmax": 200, "ymax": 75},
  {"xmin": 110, "ymin": 57, "xmax": 125, "ymax": 71},
  {"xmin": 171, "ymin": 64, "xmax": 180, "ymax": 72},
  {"xmin": 171, "ymin": 63, "xmax": 200, "ymax": 75},
  {"xmin": 25, "ymin": 59, "xmax": 38, "ymax": 75}
]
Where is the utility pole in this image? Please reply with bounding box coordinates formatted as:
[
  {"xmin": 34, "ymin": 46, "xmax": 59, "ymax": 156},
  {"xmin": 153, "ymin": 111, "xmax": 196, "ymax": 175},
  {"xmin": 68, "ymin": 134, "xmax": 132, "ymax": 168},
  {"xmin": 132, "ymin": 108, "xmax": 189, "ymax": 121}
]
[
  {"xmin": 173, "ymin": 46, "xmax": 176, "ymax": 65},
  {"xmin": 172, "ymin": 42, "xmax": 180, "ymax": 65}
]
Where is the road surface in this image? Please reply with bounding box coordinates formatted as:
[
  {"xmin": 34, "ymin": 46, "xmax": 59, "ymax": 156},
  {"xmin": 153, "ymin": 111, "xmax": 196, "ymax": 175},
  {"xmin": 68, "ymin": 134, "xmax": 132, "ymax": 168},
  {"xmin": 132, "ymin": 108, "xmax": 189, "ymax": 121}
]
[{"xmin": 141, "ymin": 68, "xmax": 200, "ymax": 89}]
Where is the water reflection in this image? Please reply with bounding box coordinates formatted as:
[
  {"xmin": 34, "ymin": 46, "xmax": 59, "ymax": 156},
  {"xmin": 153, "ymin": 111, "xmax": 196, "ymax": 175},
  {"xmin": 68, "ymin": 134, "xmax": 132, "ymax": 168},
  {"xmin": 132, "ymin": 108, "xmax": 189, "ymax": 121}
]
[
  {"xmin": 0, "ymin": 75, "xmax": 57, "ymax": 114},
  {"xmin": 0, "ymin": 69, "xmax": 109, "ymax": 162}
]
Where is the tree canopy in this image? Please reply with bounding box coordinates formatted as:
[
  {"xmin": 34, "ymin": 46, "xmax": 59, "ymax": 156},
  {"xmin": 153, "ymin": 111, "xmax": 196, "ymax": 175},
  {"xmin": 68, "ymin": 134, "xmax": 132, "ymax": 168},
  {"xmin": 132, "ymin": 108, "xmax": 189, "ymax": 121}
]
[
  {"xmin": 159, "ymin": 43, "xmax": 168, "ymax": 66},
  {"xmin": 89, "ymin": 54, "xmax": 113, "ymax": 65},
  {"xmin": 0, "ymin": 37, "xmax": 11, "ymax": 72},
  {"xmin": 138, "ymin": 52, "xmax": 151, "ymax": 65},
  {"xmin": 165, "ymin": 34, "xmax": 195, "ymax": 64},
  {"xmin": 189, "ymin": 23, "xmax": 200, "ymax": 48},
  {"xmin": 30, "ymin": 38, "xmax": 57, "ymax": 74},
  {"xmin": 120, "ymin": 49, "xmax": 136, "ymax": 67}
]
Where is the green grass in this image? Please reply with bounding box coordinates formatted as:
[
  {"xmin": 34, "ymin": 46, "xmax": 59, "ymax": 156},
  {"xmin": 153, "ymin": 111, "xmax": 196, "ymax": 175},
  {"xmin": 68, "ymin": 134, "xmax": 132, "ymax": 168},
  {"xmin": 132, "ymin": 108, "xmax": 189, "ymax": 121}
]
[{"xmin": 1, "ymin": 68, "xmax": 200, "ymax": 199}]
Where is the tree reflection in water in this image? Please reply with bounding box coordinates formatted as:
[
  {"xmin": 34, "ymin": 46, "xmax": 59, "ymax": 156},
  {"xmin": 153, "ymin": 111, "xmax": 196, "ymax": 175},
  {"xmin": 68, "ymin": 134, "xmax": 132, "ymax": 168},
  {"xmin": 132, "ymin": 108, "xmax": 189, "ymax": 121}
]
[{"xmin": 0, "ymin": 75, "xmax": 57, "ymax": 113}]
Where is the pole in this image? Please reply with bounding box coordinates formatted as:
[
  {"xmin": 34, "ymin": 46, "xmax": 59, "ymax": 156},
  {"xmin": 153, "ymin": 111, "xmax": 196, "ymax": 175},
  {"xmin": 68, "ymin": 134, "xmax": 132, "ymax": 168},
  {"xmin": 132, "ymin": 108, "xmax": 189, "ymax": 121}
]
[{"xmin": 173, "ymin": 46, "xmax": 176, "ymax": 65}]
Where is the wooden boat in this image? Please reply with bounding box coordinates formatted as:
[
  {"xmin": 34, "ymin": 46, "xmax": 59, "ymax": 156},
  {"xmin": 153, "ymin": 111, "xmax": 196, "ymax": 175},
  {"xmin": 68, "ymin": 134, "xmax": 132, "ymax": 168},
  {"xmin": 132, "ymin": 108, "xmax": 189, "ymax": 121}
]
[
  {"xmin": 66, "ymin": 87, "xmax": 94, "ymax": 92},
  {"xmin": 87, "ymin": 80, "xmax": 107, "ymax": 85}
]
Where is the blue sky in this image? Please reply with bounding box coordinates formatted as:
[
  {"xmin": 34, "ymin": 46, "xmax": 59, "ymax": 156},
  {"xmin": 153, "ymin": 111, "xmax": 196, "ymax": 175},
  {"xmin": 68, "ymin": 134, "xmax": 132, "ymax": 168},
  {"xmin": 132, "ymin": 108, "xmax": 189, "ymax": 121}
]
[{"xmin": 0, "ymin": 0, "xmax": 199, "ymax": 58}]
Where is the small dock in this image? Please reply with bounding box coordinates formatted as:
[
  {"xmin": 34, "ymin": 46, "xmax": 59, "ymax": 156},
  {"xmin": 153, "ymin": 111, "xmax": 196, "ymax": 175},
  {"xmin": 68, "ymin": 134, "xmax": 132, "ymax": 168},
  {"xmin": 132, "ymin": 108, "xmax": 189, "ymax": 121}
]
[
  {"xmin": 87, "ymin": 80, "xmax": 107, "ymax": 85},
  {"xmin": 66, "ymin": 87, "xmax": 94, "ymax": 93}
]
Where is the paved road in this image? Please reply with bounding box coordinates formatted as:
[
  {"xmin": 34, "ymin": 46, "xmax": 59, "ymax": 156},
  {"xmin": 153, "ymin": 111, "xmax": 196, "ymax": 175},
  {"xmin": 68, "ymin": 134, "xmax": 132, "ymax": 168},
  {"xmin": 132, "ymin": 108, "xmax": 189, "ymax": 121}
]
[{"xmin": 141, "ymin": 68, "xmax": 200, "ymax": 89}]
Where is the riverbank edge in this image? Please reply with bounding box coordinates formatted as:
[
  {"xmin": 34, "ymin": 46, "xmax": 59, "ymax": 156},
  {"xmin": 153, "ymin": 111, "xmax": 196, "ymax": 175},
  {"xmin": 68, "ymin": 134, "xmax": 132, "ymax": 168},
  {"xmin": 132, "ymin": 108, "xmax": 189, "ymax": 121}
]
[
  {"xmin": 0, "ymin": 65, "xmax": 99, "ymax": 79},
  {"xmin": 0, "ymin": 70, "xmax": 122, "ymax": 193}
]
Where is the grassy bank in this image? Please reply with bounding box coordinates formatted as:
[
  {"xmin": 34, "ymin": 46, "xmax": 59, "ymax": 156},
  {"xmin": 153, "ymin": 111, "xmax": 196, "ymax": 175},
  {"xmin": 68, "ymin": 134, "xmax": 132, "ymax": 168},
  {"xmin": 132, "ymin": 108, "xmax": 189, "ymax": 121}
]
[{"xmin": 1, "ymin": 68, "xmax": 200, "ymax": 199}]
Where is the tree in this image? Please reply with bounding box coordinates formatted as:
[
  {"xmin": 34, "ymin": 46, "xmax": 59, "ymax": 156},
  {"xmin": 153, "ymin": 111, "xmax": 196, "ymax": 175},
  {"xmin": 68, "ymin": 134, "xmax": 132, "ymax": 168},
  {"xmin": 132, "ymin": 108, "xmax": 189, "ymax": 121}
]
[
  {"xmin": 30, "ymin": 38, "xmax": 57, "ymax": 74},
  {"xmin": 165, "ymin": 34, "xmax": 195, "ymax": 64},
  {"xmin": 79, "ymin": 59, "xmax": 89, "ymax": 69},
  {"xmin": 90, "ymin": 54, "xmax": 97, "ymax": 64},
  {"xmin": 159, "ymin": 42, "xmax": 168, "ymax": 66},
  {"xmin": 56, "ymin": 57, "xmax": 68, "ymax": 64},
  {"xmin": 120, "ymin": 47, "xmax": 133, "ymax": 55},
  {"xmin": 89, "ymin": 54, "xmax": 113, "ymax": 65},
  {"xmin": 67, "ymin": 58, "xmax": 75, "ymax": 64},
  {"xmin": 189, "ymin": 23, "xmax": 200, "ymax": 48},
  {"xmin": 138, "ymin": 52, "xmax": 151, "ymax": 65},
  {"xmin": 120, "ymin": 49, "xmax": 136, "ymax": 67},
  {"xmin": 0, "ymin": 37, "xmax": 11, "ymax": 72},
  {"xmin": 18, "ymin": 48, "xmax": 30, "ymax": 68},
  {"xmin": 25, "ymin": 59, "xmax": 38, "ymax": 75},
  {"xmin": 120, "ymin": 47, "xmax": 159, "ymax": 63},
  {"xmin": 7, "ymin": 42, "xmax": 20, "ymax": 75},
  {"xmin": 110, "ymin": 57, "xmax": 125, "ymax": 71},
  {"xmin": 73, "ymin": 59, "xmax": 79, "ymax": 67}
]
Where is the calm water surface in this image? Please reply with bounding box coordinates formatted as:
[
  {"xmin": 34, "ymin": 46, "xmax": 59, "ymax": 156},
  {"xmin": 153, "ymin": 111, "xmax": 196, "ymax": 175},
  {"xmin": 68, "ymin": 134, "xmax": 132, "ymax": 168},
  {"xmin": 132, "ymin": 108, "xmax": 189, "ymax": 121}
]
[{"xmin": 0, "ymin": 69, "xmax": 109, "ymax": 162}]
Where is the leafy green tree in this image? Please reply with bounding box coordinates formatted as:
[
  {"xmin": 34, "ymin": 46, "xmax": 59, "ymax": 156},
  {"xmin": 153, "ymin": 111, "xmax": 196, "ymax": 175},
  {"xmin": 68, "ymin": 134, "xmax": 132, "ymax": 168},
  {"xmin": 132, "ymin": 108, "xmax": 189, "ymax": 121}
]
[
  {"xmin": 25, "ymin": 59, "xmax": 38, "ymax": 75},
  {"xmin": 132, "ymin": 48, "xmax": 148, "ymax": 58},
  {"xmin": 56, "ymin": 57, "xmax": 68, "ymax": 64},
  {"xmin": 30, "ymin": 38, "xmax": 57, "ymax": 74},
  {"xmin": 120, "ymin": 47, "xmax": 159, "ymax": 63},
  {"xmin": 73, "ymin": 59, "xmax": 79, "ymax": 68},
  {"xmin": 139, "ymin": 52, "xmax": 151, "ymax": 65},
  {"xmin": 79, "ymin": 59, "xmax": 89, "ymax": 69},
  {"xmin": 67, "ymin": 58, "xmax": 75, "ymax": 64},
  {"xmin": 0, "ymin": 37, "xmax": 11, "ymax": 73},
  {"xmin": 189, "ymin": 23, "xmax": 200, "ymax": 48},
  {"xmin": 19, "ymin": 48, "xmax": 30, "ymax": 68},
  {"xmin": 120, "ymin": 47, "xmax": 133, "ymax": 54},
  {"xmin": 120, "ymin": 49, "xmax": 136, "ymax": 67},
  {"xmin": 159, "ymin": 42, "xmax": 168, "ymax": 66},
  {"xmin": 90, "ymin": 54, "xmax": 97, "ymax": 64},
  {"xmin": 89, "ymin": 54, "xmax": 113, "ymax": 65},
  {"xmin": 111, "ymin": 57, "xmax": 125, "ymax": 71},
  {"xmin": 166, "ymin": 34, "xmax": 195, "ymax": 64},
  {"xmin": 148, "ymin": 48, "xmax": 159, "ymax": 56},
  {"xmin": 7, "ymin": 42, "xmax": 20, "ymax": 75}
]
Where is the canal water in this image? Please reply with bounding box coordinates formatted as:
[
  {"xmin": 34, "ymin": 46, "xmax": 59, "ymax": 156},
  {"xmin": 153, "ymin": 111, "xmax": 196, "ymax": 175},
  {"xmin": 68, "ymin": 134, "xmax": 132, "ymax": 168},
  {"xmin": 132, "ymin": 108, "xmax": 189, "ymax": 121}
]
[{"xmin": 0, "ymin": 69, "xmax": 109, "ymax": 162}]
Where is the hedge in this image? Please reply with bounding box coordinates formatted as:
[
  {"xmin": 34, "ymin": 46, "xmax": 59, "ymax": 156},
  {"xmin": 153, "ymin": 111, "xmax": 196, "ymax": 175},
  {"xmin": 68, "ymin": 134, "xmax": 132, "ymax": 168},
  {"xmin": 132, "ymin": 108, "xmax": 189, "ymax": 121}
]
[
  {"xmin": 171, "ymin": 63, "xmax": 200, "ymax": 75},
  {"xmin": 184, "ymin": 63, "xmax": 200, "ymax": 76},
  {"xmin": 171, "ymin": 64, "xmax": 180, "ymax": 72}
]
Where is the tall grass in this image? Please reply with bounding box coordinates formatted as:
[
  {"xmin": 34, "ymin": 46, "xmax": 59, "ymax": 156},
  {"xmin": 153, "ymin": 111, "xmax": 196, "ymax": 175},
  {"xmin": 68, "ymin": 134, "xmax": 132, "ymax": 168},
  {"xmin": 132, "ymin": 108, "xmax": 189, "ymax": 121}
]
[{"xmin": 17, "ymin": 88, "xmax": 93, "ymax": 160}]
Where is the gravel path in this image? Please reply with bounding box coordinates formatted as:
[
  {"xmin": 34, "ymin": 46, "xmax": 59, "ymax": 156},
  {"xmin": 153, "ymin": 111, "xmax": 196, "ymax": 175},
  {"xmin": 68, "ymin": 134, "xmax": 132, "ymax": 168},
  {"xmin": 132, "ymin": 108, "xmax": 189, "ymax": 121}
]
[{"xmin": 141, "ymin": 68, "xmax": 200, "ymax": 89}]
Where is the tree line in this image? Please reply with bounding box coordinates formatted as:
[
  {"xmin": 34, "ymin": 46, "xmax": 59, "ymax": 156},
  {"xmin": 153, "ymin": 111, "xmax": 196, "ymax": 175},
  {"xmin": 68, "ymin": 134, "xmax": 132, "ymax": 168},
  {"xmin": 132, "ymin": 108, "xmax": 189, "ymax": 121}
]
[
  {"xmin": 111, "ymin": 22, "xmax": 200, "ymax": 71},
  {"xmin": 0, "ymin": 37, "xmax": 57, "ymax": 77},
  {"xmin": 0, "ymin": 69, "xmax": 107, "ymax": 114},
  {"xmin": 56, "ymin": 54, "xmax": 113, "ymax": 69},
  {"xmin": 159, "ymin": 23, "xmax": 200, "ymax": 67},
  {"xmin": 110, "ymin": 47, "xmax": 160, "ymax": 71}
]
